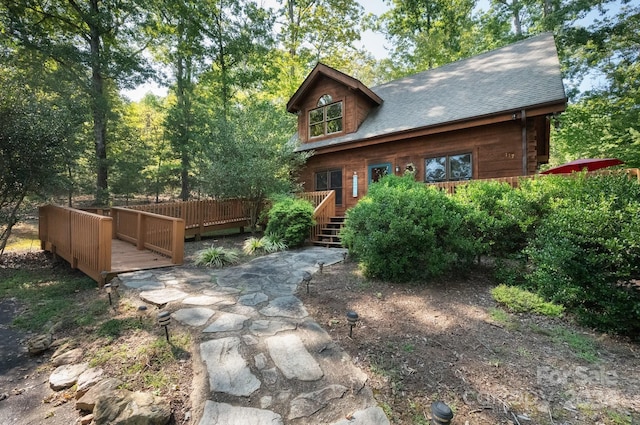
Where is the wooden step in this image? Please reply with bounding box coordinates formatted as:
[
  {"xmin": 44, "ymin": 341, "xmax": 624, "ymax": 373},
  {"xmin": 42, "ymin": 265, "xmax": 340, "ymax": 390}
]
[{"xmin": 312, "ymin": 216, "xmax": 345, "ymax": 248}]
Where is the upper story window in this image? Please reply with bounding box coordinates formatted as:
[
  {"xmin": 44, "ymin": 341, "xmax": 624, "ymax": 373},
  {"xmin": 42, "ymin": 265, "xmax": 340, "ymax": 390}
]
[{"xmin": 309, "ymin": 94, "xmax": 343, "ymax": 138}]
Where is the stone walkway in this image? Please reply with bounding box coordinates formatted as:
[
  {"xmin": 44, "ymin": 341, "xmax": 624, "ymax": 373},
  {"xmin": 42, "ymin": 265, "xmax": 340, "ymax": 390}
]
[{"xmin": 117, "ymin": 247, "xmax": 390, "ymax": 425}]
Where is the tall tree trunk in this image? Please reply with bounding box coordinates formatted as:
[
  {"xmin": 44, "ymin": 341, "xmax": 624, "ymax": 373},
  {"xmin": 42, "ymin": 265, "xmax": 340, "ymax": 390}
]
[
  {"xmin": 90, "ymin": 0, "xmax": 108, "ymax": 205},
  {"xmin": 176, "ymin": 18, "xmax": 192, "ymax": 201}
]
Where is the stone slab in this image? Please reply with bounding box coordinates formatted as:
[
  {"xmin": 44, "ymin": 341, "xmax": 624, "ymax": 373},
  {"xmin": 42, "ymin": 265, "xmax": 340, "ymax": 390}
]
[
  {"xmin": 118, "ymin": 271, "xmax": 153, "ymax": 280},
  {"xmin": 259, "ymin": 296, "xmax": 308, "ymax": 319},
  {"xmin": 250, "ymin": 320, "xmax": 296, "ymax": 337},
  {"xmin": 288, "ymin": 384, "xmax": 347, "ymax": 419},
  {"xmin": 76, "ymin": 378, "xmax": 123, "ymax": 411},
  {"xmin": 265, "ymin": 334, "xmax": 323, "ymax": 381},
  {"xmin": 76, "ymin": 367, "xmax": 104, "ymax": 398},
  {"xmin": 238, "ymin": 292, "xmax": 268, "ymax": 306},
  {"xmin": 140, "ymin": 288, "xmax": 188, "ymax": 306},
  {"xmin": 183, "ymin": 295, "xmax": 231, "ymax": 306},
  {"xmin": 122, "ymin": 280, "xmax": 164, "ymax": 290},
  {"xmin": 200, "ymin": 337, "xmax": 261, "ymax": 397},
  {"xmin": 202, "ymin": 313, "xmax": 248, "ymax": 333},
  {"xmin": 50, "ymin": 362, "xmax": 89, "ymax": 390},
  {"xmin": 198, "ymin": 401, "xmax": 282, "ymax": 425},
  {"xmin": 172, "ymin": 308, "xmax": 215, "ymax": 327},
  {"xmin": 330, "ymin": 406, "xmax": 390, "ymax": 425},
  {"xmin": 51, "ymin": 347, "xmax": 83, "ymax": 367}
]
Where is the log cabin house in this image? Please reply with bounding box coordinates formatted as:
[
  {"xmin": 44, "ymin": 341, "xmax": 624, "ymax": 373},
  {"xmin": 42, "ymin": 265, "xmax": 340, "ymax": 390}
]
[{"xmin": 288, "ymin": 33, "xmax": 567, "ymax": 226}]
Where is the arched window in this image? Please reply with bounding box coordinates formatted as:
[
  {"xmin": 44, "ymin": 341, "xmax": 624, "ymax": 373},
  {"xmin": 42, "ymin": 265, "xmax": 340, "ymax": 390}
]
[
  {"xmin": 309, "ymin": 94, "xmax": 343, "ymax": 138},
  {"xmin": 317, "ymin": 94, "xmax": 332, "ymax": 106}
]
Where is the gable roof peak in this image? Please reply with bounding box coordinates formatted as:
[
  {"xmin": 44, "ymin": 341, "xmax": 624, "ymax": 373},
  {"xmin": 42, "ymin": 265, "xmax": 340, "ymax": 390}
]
[{"xmin": 286, "ymin": 62, "xmax": 382, "ymax": 113}]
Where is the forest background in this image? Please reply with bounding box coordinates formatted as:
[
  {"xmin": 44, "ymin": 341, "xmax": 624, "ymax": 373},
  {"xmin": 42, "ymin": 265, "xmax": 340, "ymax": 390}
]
[{"xmin": 1, "ymin": 0, "xmax": 638, "ymax": 252}]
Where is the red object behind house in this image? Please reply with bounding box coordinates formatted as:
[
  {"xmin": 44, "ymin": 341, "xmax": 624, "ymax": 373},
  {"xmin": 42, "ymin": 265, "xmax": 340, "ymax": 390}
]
[{"xmin": 540, "ymin": 158, "xmax": 624, "ymax": 174}]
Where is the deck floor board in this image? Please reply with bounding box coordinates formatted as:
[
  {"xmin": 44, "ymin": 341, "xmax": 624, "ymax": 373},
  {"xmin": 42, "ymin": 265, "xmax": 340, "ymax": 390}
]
[{"xmin": 110, "ymin": 239, "xmax": 174, "ymax": 274}]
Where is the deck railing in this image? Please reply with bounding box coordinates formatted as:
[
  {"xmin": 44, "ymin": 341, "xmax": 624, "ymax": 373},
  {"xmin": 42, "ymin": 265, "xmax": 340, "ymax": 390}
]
[
  {"xmin": 111, "ymin": 207, "xmax": 185, "ymax": 264},
  {"xmin": 299, "ymin": 190, "xmax": 336, "ymax": 242},
  {"xmin": 39, "ymin": 205, "xmax": 112, "ymax": 285},
  {"xmin": 126, "ymin": 199, "xmax": 249, "ymax": 237},
  {"xmin": 427, "ymin": 168, "xmax": 640, "ymax": 194}
]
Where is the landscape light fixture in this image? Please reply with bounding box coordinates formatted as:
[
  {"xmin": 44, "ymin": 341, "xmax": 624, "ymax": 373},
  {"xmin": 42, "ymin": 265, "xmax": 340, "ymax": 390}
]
[
  {"xmin": 318, "ymin": 261, "xmax": 325, "ymax": 274},
  {"xmin": 346, "ymin": 311, "xmax": 359, "ymax": 338},
  {"xmin": 342, "ymin": 251, "xmax": 347, "ymax": 261},
  {"xmin": 430, "ymin": 401, "xmax": 454, "ymax": 425},
  {"xmin": 302, "ymin": 271, "xmax": 312, "ymax": 294},
  {"xmin": 104, "ymin": 283, "xmax": 112, "ymax": 306},
  {"xmin": 157, "ymin": 311, "xmax": 171, "ymax": 342},
  {"xmin": 137, "ymin": 305, "xmax": 148, "ymax": 323}
]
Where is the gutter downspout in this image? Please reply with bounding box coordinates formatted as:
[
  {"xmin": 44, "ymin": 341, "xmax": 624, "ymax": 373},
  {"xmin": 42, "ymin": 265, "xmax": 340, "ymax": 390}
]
[{"xmin": 521, "ymin": 109, "xmax": 528, "ymax": 176}]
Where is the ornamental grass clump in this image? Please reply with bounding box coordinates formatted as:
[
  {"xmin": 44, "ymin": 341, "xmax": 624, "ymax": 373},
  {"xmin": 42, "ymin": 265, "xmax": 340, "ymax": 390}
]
[
  {"xmin": 243, "ymin": 234, "xmax": 287, "ymax": 255},
  {"xmin": 194, "ymin": 246, "xmax": 239, "ymax": 268}
]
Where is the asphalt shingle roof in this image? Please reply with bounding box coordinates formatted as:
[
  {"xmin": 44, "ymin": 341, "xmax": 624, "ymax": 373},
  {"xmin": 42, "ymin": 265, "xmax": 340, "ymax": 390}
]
[{"xmin": 295, "ymin": 33, "xmax": 566, "ymax": 152}]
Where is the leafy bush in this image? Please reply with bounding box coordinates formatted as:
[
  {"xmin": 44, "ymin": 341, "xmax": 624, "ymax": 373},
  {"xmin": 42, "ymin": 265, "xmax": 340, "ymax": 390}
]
[
  {"xmin": 452, "ymin": 180, "xmax": 525, "ymax": 257},
  {"xmin": 341, "ymin": 174, "xmax": 479, "ymax": 281},
  {"xmin": 492, "ymin": 284, "xmax": 564, "ymax": 317},
  {"xmin": 264, "ymin": 196, "xmax": 315, "ymax": 248},
  {"xmin": 522, "ymin": 173, "xmax": 640, "ymax": 336},
  {"xmin": 194, "ymin": 246, "xmax": 239, "ymax": 268}
]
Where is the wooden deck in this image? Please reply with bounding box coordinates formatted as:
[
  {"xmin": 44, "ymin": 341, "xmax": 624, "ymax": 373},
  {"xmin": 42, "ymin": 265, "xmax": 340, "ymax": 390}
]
[{"xmin": 109, "ymin": 239, "xmax": 175, "ymax": 275}]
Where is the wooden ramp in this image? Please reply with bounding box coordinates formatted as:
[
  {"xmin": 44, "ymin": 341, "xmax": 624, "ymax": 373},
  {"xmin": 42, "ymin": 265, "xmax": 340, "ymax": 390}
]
[{"xmin": 110, "ymin": 239, "xmax": 175, "ymax": 275}]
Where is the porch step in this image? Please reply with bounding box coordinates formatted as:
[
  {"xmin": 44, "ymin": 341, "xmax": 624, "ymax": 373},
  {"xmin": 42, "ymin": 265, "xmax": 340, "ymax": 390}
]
[{"xmin": 312, "ymin": 216, "xmax": 345, "ymax": 248}]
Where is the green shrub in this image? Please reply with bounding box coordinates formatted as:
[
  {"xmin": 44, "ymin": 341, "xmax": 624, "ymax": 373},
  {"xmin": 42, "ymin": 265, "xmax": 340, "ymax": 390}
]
[
  {"xmin": 523, "ymin": 173, "xmax": 640, "ymax": 336},
  {"xmin": 492, "ymin": 284, "xmax": 564, "ymax": 317},
  {"xmin": 452, "ymin": 180, "xmax": 525, "ymax": 257},
  {"xmin": 194, "ymin": 246, "xmax": 239, "ymax": 268},
  {"xmin": 341, "ymin": 174, "xmax": 479, "ymax": 281},
  {"xmin": 264, "ymin": 196, "xmax": 315, "ymax": 248}
]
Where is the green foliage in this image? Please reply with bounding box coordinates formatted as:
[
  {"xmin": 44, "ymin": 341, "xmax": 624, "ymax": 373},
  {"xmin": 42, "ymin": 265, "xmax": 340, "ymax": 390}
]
[
  {"xmin": 261, "ymin": 233, "xmax": 288, "ymax": 253},
  {"xmin": 264, "ymin": 197, "xmax": 315, "ymax": 248},
  {"xmin": 341, "ymin": 174, "xmax": 479, "ymax": 281},
  {"xmin": 242, "ymin": 233, "xmax": 287, "ymax": 255},
  {"xmin": 0, "ymin": 79, "xmax": 80, "ymax": 254},
  {"xmin": 0, "ymin": 269, "xmax": 96, "ymax": 332},
  {"xmin": 550, "ymin": 327, "xmax": 599, "ymax": 363},
  {"xmin": 202, "ymin": 99, "xmax": 305, "ymax": 229},
  {"xmin": 452, "ymin": 180, "xmax": 527, "ymax": 258},
  {"xmin": 523, "ymin": 174, "xmax": 640, "ymax": 336},
  {"xmin": 243, "ymin": 236, "xmax": 264, "ymax": 255},
  {"xmin": 492, "ymin": 284, "xmax": 564, "ymax": 317},
  {"xmin": 194, "ymin": 246, "xmax": 240, "ymax": 268},
  {"xmin": 97, "ymin": 318, "xmax": 144, "ymax": 340}
]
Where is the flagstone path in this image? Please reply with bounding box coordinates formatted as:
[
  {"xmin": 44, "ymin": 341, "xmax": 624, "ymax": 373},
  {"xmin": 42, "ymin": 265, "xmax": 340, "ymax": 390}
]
[{"xmin": 117, "ymin": 247, "xmax": 389, "ymax": 425}]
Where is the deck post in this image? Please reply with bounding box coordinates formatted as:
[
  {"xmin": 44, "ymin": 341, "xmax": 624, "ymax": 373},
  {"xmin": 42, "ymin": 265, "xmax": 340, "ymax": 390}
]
[
  {"xmin": 136, "ymin": 211, "xmax": 145, "ymax": 250},
  {"xmin": 172, "ymin": 219, "xmax": 185, "ymax": 264}
]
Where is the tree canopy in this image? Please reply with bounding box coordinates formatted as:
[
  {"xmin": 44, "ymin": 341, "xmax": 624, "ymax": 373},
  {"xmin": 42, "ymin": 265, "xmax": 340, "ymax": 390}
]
[{"xmin": 0, "ymin": 0, "xmax": 637, "ymax": 216}]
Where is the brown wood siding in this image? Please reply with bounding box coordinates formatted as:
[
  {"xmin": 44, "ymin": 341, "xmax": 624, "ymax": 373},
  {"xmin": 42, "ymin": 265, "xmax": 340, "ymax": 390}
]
[
  {"xmin": 297, "ymin": 76, "xmax": 375, "ymax": 143},
  {"xmin": 298, "ymin": 121, "xmax": 526, "ymax": 213}
]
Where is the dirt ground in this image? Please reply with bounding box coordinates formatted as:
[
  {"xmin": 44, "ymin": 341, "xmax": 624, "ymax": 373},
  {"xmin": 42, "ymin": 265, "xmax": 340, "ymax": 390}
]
[
  {"xmin": 301, "ymin": 260, "xmax": 640, "ymax": 425},
  {"xmin": 2, "ymin": 232, "xmax": 639, "ymax": 425}
]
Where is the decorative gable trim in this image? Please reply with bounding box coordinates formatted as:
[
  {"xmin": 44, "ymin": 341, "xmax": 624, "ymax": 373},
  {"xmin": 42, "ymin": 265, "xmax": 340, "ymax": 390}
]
[{"xmin": 286, "ymin": 63, "xmax": 383, "ymax": 114}]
